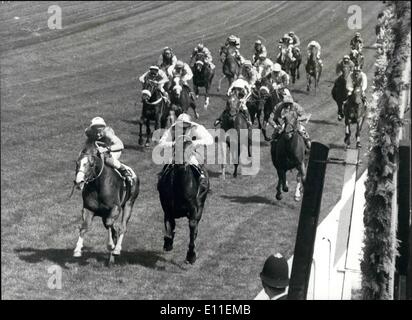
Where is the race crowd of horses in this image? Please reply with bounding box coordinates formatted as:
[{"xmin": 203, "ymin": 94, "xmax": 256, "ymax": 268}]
[{"xmin": 72, "ymin": 35, "xmax": 368, "ymax": 265}]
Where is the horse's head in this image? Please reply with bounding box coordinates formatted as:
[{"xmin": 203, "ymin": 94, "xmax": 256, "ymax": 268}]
[
  {"xmin": 219, "ymin": 46, "xmax": 228, "ymax": 63},
  {"xmin": 194, "ymin": 59, "xmax": 205, "ymax": 73},
  {"xmin": 282, "ymin": 109, "xmax": 298, "ymax": 141},
  {"xmin": 74, "ymin": 142, "xmax": 102, "ymax": 190},
  {"xmin": 227, "ymin": 91, "xmax": 241, "ymax": 116},
  {"xmin": 170, "ymin": 76, "xmax": 183, "ymax": 99},
  {"xmin": 142, "ymin": 79, "xmax": 162, "ymax": 103}
]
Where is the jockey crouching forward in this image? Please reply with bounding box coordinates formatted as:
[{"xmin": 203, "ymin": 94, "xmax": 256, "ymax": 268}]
[
  {"xmin": 157, "ymin": 46, "xmax": 178, "ymax": 72},
  {"xmin": 278, "ymin": 34, "xmax": 295, "ymax": 62},
  {"xmin": 214, "ymin": 77, "xmax": 253, "ymax": 128},
  {"xmin": 167, "ymin": 60, "xmax": 195, "ymax": 99},
  {"xmin": 157, "ymin": 113, "xmax": 213, "ymax": 192},
  {"xmin": 255, "ymin": 53, "xmax": 274, "ymax": 79},
  {"xmin": 224, "ymin": 35, "xmax": 245, "ymax": 66},
  {"xmin": 252, "ymin": 39, "xmax": 268, "ymax": 66},
  {"xmin": 84, "ymin": 117, "xmax": 134, "ymax": 184},
  {"xmin": 139, "ymin": 65, "xmax": 170, "ymax": 102},
  {"xmin": 268, "ymin": 95, "xmax": 311, "ymax": 149},
  {"xmin": 190, "ymin": 43, "xmax": 215, "ymax": 70},
  {"xmin": 345, "ymin": 66, "xmax": 368, "ymax": 106},
  {"xmin": 266, "ymin": 63, "xmax": 291, "ymax": 101},
  {"xmin": 336, "ymin": 54, "xmax": 355, "ymax": 76}
]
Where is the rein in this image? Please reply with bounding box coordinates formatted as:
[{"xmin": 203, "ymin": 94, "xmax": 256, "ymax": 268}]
[{"xmin": 144, "ymin": 96, "xmax": 163, "ymax": 106}]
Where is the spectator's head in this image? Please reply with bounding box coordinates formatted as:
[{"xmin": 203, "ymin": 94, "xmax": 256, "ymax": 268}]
[{"xmin": 260, "ymin": 253, "xmax": 289, "ymax": 298}]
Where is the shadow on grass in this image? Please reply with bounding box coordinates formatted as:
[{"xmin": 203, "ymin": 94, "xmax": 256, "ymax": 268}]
[
  {"xmin": 310, "ymin": 119, "xmax": 338, "ymax": 126},
  {"xmin": 328, "ymin": 142, "xmax": 347, "ymax": 150},
  {"xmin": 124, "ymin": 143, "xmax": 146, "ymax": 152},
  {"xmin": 220, "ymin": 195, "xmax": 273, "ymax": 205},
  {"xmin": 14, "ymin": 247, "xmax": 186, "ymax": 271}
]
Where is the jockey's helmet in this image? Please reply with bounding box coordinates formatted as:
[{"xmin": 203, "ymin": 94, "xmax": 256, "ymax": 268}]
[
  {"xmin": 175, "ymin": 60, "xmax": 184, "ymax": 69},
  {"xmin": 197, "ymin": 43, "xmax": 204, "ymax": 51},
  {"xmin": 260, "ymin": 253, "xmax": 289, "ymax": 289},
  {"xmin": 255, "ymin": 39, "xmax": 262, "ymax": 45},
  {"xmin": 90, "ymin": 117, "xmax": 106, "ymax": 128},
  {"xmin": 343, "ymin": 55, "xmax": 350, "ymax": 61},
  {"xmin": 353, "ymin": 66, "xmax": 361, "ymax": 73},
  {"xmin": 175, "ymin": 113, "xmax": 193, "ymax": 127},
  {"xmin": 243, "ymin": 60, "xmax": 252, "ymax": 67},
  {"xmin": 288, "ymin": 31, "xmax": 295, "ymax": 36},
  {"xmin": 149, "ymin": 65, "xmax": 159, "ymax": 75},
  {"xmin": 355, "ymin": 32, "xmax": 361, "ymax": 37},
  {"xmin": 163, "ymin": 47, "xmax": 172, "ymax": 54},
  {"xmin": 273, "ymin": 63, "xmax": 282, "ymax": 72},
  {"xmin": 283, "ymin": 95, "xmax": 294, "ymax": 104}
]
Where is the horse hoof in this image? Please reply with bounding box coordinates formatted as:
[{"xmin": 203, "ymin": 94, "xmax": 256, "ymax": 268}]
[
  {"xmin": 276, "ymin": 193, "xmax": 282, "ymax": 200},
  {"xmin": 163, "ymin": 237, "xmax": 173, "ymax": 251},
  {"xmin": 145, "ymin": 142, "xmax": 150, "ymax": 148},
  {"xmin": 185, "ymin": 252, "xmax": 196, "ymax": 264},
  {"xmin": 294, "ymin": 196, "xmax": 301, "ymax": 202},
  {"xmin": 196, "ymin": 95, "xmax": 199, "ymax": 99},
  {"xmin": 356, "ymin": 142, "xmax": 362, "ymax": 149},
  {"xmin": 73, "ymin": 251, "xmax": 82, "ymax": 258},
  {"xmin": 306, "ymin": 86, "xmax": 310, "ymax": 92},
  {"xmin": 112, "ymin": 249, "xmax": 121, "ymax": 256},
  {"xmin": 107, "ymin": 244, "xmax": 115, "ymax": 251},
  {"xmin": 283, "ymin": 186, "xmax": 289, "ymax": 192},
  {"xmin": 138, "ymin": 139, "xmax": 144, "ymax": 146}
]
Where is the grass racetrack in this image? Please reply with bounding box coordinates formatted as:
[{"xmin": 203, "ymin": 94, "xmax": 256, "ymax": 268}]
[{"xmin": 1, "ymin": 1, "xmax": 383, "ymax": 299}]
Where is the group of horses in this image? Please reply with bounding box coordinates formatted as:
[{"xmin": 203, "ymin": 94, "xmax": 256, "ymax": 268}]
[{"xmin": 71, "ymin": 39, "xmax": 367, "ymax": 266}]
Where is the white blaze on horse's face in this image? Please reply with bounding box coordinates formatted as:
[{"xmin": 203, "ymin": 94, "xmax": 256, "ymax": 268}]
[
  {"xmin": 75, "ymin": 156, "xmax": 89, "ymax": 187},
  {"xmin": 173, "ymin": 77, "xmax": 182, "ymax": 97}
]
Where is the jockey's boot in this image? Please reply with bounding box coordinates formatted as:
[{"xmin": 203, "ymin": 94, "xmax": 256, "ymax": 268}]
[
  {"xmin": 198, "ymin": 165, "xmax": 210, "ymax": 194},
  {"xmin": 118, "ymin": 165, "xmax": 133, "ymax": 186}
]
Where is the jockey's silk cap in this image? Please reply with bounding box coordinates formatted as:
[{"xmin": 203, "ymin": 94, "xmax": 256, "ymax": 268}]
[
  {"xmin": 142, "ymin": 89, "xmax": 151, "ymax": 98},
  {"xmin": 355, "ymin": 32, "xmax": 361, "ymax": 36},
  {"xmin": 163, "ymin": 46, "xmax": 172, "ymax": 52},
  {"xmin": 288, "ymin": 31, "xmax": 295, "ymax": 35},
  {"xmin": 175, "ymin": 113, "xmax": 195, "ymax": 127},
  {"xmin": 90, "ymin": 117, "xmax": 106, "ymax": 127},
  {"xmin": 176, "ymin": 60, "xmax": 184, "ymax": 68},
  {"xmin": 243, "ymin": 60, "xmax": 252, "ymax": 66},
  {"xmin": 354, "ymin": 66, "xmax": 361, "ymax": 72},
  {"xmin": 197, "ymin": 43, "xmax": 204, "ymax": 49},
  {"xmin": 283, "ymin": 95, "xmax": 294, "ymax": 104},
  {"xmin": 273, "ymin": 63, "xmax": 282, "ymax": 72},
  {"xmin": 343, "ymin": 55, "xmax": 350, "ymax": 60},
  {"xmin": 149, "ymin": 65, "xmax": 159, "ymax": 71},
  {"xmin": 260, "ymin": 253, "xmax": 289, "ymax": 288},
  {"xmin": 255, "ymin": 39, "xmax": 262, "ymax": 44}
]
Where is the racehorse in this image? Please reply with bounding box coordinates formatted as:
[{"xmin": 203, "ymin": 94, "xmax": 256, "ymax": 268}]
[
  {"xmin": 332, "ymin": 66, "xmax": 351, "ymax": 120},
  {"xmin": 73, "ymin": 141, "xmax": 140, "ymax": 262},
  {"xmin": 192, "ymin": 52, "xmax": 215, "ymax": 110},
  {"xmin": 246, "ymin": 80, "xmax": 266, "ymax": 130},
  {"xmin": 343, "ymin": 87, "xmax": 366, "ymax": 148},
  {"xmin": 350, "ymin": 50, "xmax": 364, "ymax": 69},
  {"xmin": 169, "ymin": 76, "xmax": 199, "ymax": 120},
  {"xmin": 219, "ymin": 92, "xmax": 251, "ymax": 179},
  {"xmin": 261, "ymin": 81, "xmax": 283, "ymax": 141},
  {"xmin": 157, "ymin": 134, "xmax": 209, "ymax": 264},
  {"xmin": 270, "ymin": 110, "xmax": 306, "ymax": 201},
  {"xmin": 305, "ymin": 51, "xmax": 322, "ymax": 93},
  {"xmin": 138, "ymin": 79, "xmax": 172, "ymax": 147},
  {"xmin": 276, "ymin": 45, "xmax": 302, "ymax": 84},
  {"xmin": 217, "ymin": 46, "xmax": 240, "ymax": 91}
]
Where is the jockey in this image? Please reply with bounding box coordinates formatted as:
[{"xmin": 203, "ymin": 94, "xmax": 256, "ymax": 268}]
[
  {"xmin": 349, "ymin": 49, "xmax": 362, "ymax": 67},
  {"xmin": 224, "ymin": 34, "xmax": 245, "ymax": 65},
  {"xmin": 214, "ymin": 78, "xmax": 253, "ymax": 127},
  {"xmin": 240, "ymin": 60, "xmax": 259, "ymax": 87},
  {"xmin": 288, "ymin": 31, "xmax": 301, "ymax": 48},
  {"xmin": 84, "ymin": 117, "xmax": 133, "ymax": 184},
  {"xmin": 268, "ymin": 95, "xmax": 311, "ymax": 149},
  {"xmin": 278, "ymin": 34, "xmax": 295, "ymax": 62},
  {"xmin": 252, "ymin": 39, "xmax": 267, "ymax": 66},
  {"xmin": 346, "ymin": 66, "xmax": 368, "ymax": 104},
  {"xmin": 255, "ymin": 53, "xmax": 274, "ymax": 79},
  {"xmin": 336, "ymin": 54, "xmax": 355, "ymax": 76},
  {"xmin": 158, "ymin": 113, "xmax": 213, "ymax": 192},
  {"xmin": 139, "ymin": 65, "xmax": 170, "ymax": 101},
  {"xmin": 307, "ymin": 40, "xmax": 323, "ymax": 66},
  {"xmin": 157, "ymin": 47, "xmax": 178, "ymax": 71},
  {"xmin": 189, "ymin": 43, "xmax": 215, "ymax": 70},
  {"xmin": 350, "ymin": 32, "xmax": 364, "ymax": 52},
  {"xmin": 167, "ymin": 60, "xmax": 194, "ymax": 93},
  {"xmin": 266, "ymin": 63, "xmax": 290, "ymax": 100}
]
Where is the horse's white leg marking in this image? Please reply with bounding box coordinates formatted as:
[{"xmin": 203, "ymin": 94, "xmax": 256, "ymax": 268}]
[
  {"xmin": 113, "ymin": 234, "xmax": 124, "ymax": 256},
  {"xmin": 107, "ymin": 227, "xmax": 115, "ymax": 251},
  {"xmin": 295, "ymin": 173, "xmax": 302, "ymax": 201},
  {"xmin": 73, "ymin": 236, "xmax": 84, "ymax": 257},
  {"xmin": 217, "ymin": 75, "xmax": 226, "ymax": 91}
]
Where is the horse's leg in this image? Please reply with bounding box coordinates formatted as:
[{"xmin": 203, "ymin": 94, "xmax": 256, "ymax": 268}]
[
  {"xmin": 163, "ymin": 216, "xmax": 175, "ymax": 251},
  {"xmin": 113, "ymin": 200, "xmax": 135, "ymax": 256},
  {"xmin": 217, "ymin": 75, "xmax": 226, "ymax": 92},
  {"xmin": 145, "ymin": 119, "xmax": 151, "ymax": 147},
  {"xmin": 73, "ymin": 208, "xmax": 94, "ymax": 257},
  {"xmin": 306, "ymin": 74, "xmax": 311, "ymax": 92},
  {"xmin": 295, "ymin": 163, "xmax": 306, "ymax": 202},
  {"xmin": 220, "ymin": 141, "xmax": 227, "ymax": 180},
  {"xmin": 356, "ymin": 117, "xmax": 364, "ymax": 148},
  {"xmin": 186, "ymin": 208, "xmax": 201, "ymax": 264},
  {"xmin": 344, "ymin": 121, "xmax": 351, "ymax": 148},
  {"xmin": 275, "ymin": 170, "xmax": 284, "ymax": 200},
  {"xmin": 138, "ymin": 121, "xmax": 144, "ymax": 146},
  {"xmin": 233, "ymin": 164, "xmax": 239, "ymax": 178},
  {"xmin": 204, "ymin": 85, "xmax": 210, "ymax": 110},
  {"xmin": 194, "ymin": 85, "xmax": 199, "ymax": 99},
  {"xmin": 104, "ymin": 206, "xmax": 121, "ymax": 252}
]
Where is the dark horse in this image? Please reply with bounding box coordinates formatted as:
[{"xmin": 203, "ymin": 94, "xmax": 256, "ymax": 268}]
[
  {"xmin": 73, "ymin": 141, "xmax": 140, "ymax": 262},
  {"xmin": 350, "ymin": 49, "xmax": 364, "ymax": 69},
  {"xmin": 157, "ymin": 134, "xmax": 209, "ymax": 264},
  {"xmin": 277, "ymin": 45, "xmax": 302, "ymax": 84},
  {"xmin": 219, "ymin": 93, "xmax": 251, "ymax": 179},
  {"xmin": 270, "ymin": 111, "xmax": 306, "ymax": 201},
  {"xmin": 305, "ymin": 51, "xmax": 322, "ymax": 93},
  {"xmin": 246, "ymin": 79, "xmax": 267, "ymax": 130},
  {"xmin": 332, "ymin": 67, "xmax": 351, "ymax": 120},
  {"xmin": 192, "ymin": 53, "xmax": 215, "ymax": 110},
  {"xmin": 343, "ymin": 87, "xmax": 366, "ymax": 149},
  {"xmin": 217, "ymin": 46, "xmax": 240, "ymax": 91},
  {"xmin": 138, "ymin": 79, "xmax": 172, "ymax": 147},
  {"xmin": 260, "ymin": 80, "xmax": 283, "ymax": 141},
  {"xmin": 169, "ymin": 76, "xmax": 199, "ymax": 120}
]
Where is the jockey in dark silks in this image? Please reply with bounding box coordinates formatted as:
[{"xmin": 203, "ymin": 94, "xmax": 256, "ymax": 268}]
[
  {"xmin": 83, "ymin": 117, "xmax": 133, "ymax": 184},
  {"xmin": 268, "ymin": 95, "xmax": 311, "ymax": 149},
  {"xmin": 252, "ymin": 39, "xmax": 268, "ymax": 66},
  {"xmin": 350, "ymin": 32, "xmax": 364, "ymax": 52},
  {"xmin": 288, "ymin": 31, "xmax": 301, "ymax": 58},
  {"xmin": 223, "ymin": 34, "xmax": 245, "ymax": 66},
  {"xmin": 139, "ymin": 65, "xmax": 170, "ymax": 102},
  {"xmin": 158, "ymin": 113, "xmax": 213, "ymax": 192},
  {"xmin": 157, "ymin": 47, "xmax": 178, "ymax": 72},
  {"xmin": 336, "ymin": 55, "xmax": 355, "ymax": 76},
  {"xmin": 189, "ymin": 43, "xmax": 215, "ymax": 70}
]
